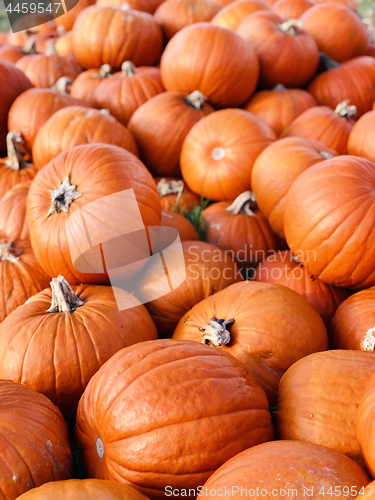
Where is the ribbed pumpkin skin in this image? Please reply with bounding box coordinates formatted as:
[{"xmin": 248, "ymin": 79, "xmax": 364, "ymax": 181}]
[
  {"xmin": 0, "ymin": 283, "xmax": 157, "ymax": 422},
  {"xmin": 251, "ymin": 137, "xmax": 336, "ymax": 239},
  {"xmin": 155, "ymin": 177, "xmax": 201, "ymax": 214},
  {"xmin": 180, "ymin": 109, "xmax": 276, "ymax": 201},
  {"xmin": 72, "ymin": 6, "xmax": 163, "ymax": 69},
  {"xmin": 348, "ymin": 110, "xmax": 375, "ymax": 163},
  {"xmin": 27, "ymin": 144, "xmax": 161, "ymax": 285},
  {"xmin": 160, "ymin": 23, "xmax": 260, "ymax": 108},
  {"xmin": 255, "ymin": 251, "xmax": 350, "ymax": 327},
  {"xmin": 211, "ymin": 0, "xmax": 271, "ymax": 30},
  {"xmin": 0, "ymin": 380, "xmax": 72, "ymax": 500},
  {"xmin": 308, "ymin": 56, "xmax": 375, "ymax": 118},
  {"xmin": 0, "ymin": 181, "xmax": 31, "ymax": 240},
  {"xmin": 32, "ymin": 106, "xmax": 139, "ymax": 170},
  {"xmin": 274, "ymin": 350, "xmax": 375, "ymax": 468},
  {"xmin": 357, "ymin": 373, "xmax": 375, "ymax": 477},
  {"xmin": 160, "ymin": 211, "xmax": 199, "ymax": 241},
  {"xmin": 330, "ymin": 287, "xmax": 375, "ymax": 351},
  {"xmin": 244, "ymin": 87, "xmax": 317, "ymax": 137},
  {"xmin": 17, "ymin": 480, "xmax": 151, "ymax": 500},
  {"xmin": 272, "ymin": 0, "xmax": 315, "ymax": 19},
  {"xmin": 140, "ymin": 241, "xmax": 242, "ymax": 337},
  {"xmin": 281, "ymin": 105, "xmax": 355, "ymax": 154},
  {"xmin": 300, "ymin": 3, "xmax": 368, "ymax": 63},
  {"xmin": 8, "ymin": 88, "xmax": 89, "ymax": 151},
  {"xmin": 75, "ymin": 339, "xmax": 274, "ymax": 499},
  {"xmin": 0, "ymin": 61, "xmax": 32, "ymax": 152},
  {"xmin": 202, "ymin": 441, "xmax": 370, "ymax": 500},
  {"xmin": 173, "ymin": 281, "xmax": 328, "ymax": 405},
  {"xmin": 70, "ymin": 68, "xmax": 111, "ymax": 107},
  {"xmin": 284, "ymin": 156, "xmax": 375, "ymax": 289}
]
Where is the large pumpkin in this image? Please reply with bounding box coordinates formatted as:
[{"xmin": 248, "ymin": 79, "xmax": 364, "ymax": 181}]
[
  {"xmin": 155, "ymin": 177, "xmax": 201, "ymax": 214},
  {"xmin": 274, "ymin": 350, "xmax": 375, "ymax": 468},
  {"xmin": 211, "ymin": 0, "xmax": 271, "ymax": 30},
  {"xmin": 284, "ymin": 156, "xmax": 375, "ymax": 289},
  {"xmin": 172, "ymin": 281, "xmax": 328, "ymax": 404},
  {"xmin": 0, "ymin": 380, "xmax": 72, "ymax": 500},
  {"xmin": 180, "ymin": 108, "xmax": 276, "ymax": 201},
  {"xmin": 27, "ymin": 144, "xmax": 161, "ymax": 285},
  {"xmin": 0, "ymin": 181, "xmax": 31, "ymax": 240},
  {"xmin": 160, "ymin": 22, "xmax": 260, "ymax": 108},
  {"xmin": 75, "ymin": 339, "xmax": 274, "ymax": 498},
  {"xmin": 70, "ymin": 65, "xmax": 114, "ymax": 107},
  {"xmin": 32, "ymin": 106, "xmax": 139, "ymax": 170},
  {"xmin": 251, "ymin": 137, "xmax": 335, "ymax": 239},
  {"xmin": 357, "ymin": 372, "xmax": 375, "ymax": 477},
  {"xmin": 0, "ymin": 61, "xmax": 32, "ymax": 152},
  {"xmin": 347, "ymin": 110, "xmax": 375, "ymax": 163},
  {"xmin": 128, "ymin": 91, "xmax": 214, "ymax": 177},
  {"xmin": 0, "ymin": 275, "xmax": 157, "ymax": 421}
]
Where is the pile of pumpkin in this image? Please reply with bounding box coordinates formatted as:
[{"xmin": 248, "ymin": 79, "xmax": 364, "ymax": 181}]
[{"xmin": 1, "ymin": 0, "xmax": 375, "ymax": 497}]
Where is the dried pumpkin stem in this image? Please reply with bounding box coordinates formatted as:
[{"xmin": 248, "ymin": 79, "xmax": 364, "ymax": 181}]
[
  {"xmin": 23, "ymin": 38, "xmax": 36, "ymax": 54},
  {"xmin": 200, "ymin": 317, "xmax": 235, "ymax": 347},
  {"xmin": 121, "ymin": 61, "xmax": 137, "ymax": 76},
  {"xmin": 226, "ymin": 191, "xmax": 257, "ymax": 216},
  {"xmin": 45, "ymin": 38, "xmax": 57, "ymax": 56},
  {"xmin": 5, "ymin": 132, "xmax": 33, "ymax": 171},
  {"xmin": 318, "ymin": 150, "xmax": 334, "ymax": 160},
  {"xmin": 278, "ymin": 19, "xmax": 304, "ymax": 35},
  {"xmin": 48, "ymin": 176, "xmax": 83, "ymax": 216},
  {"xmin": 56, "ymin": 25, "xmax": 67, "ymax": 36},
  {"xmin": 96, "ymin": 64, "xmax": 113, "ymax": 78},
  {"xmin": 291, "ymin": 254, "xmax": 302, "ymax": 264},
  {"xmin": 185, "ymin": 90, "xmax": 207, "ymax": 110},
  {"xmin": 48, "ymin": 275, "xmax": 84, "ymax": 313},
  {"xmin": 273, "ymin": 84, "xmax": 287, "ymax": 90},
  {"xmin": 157, "ymin": 178, "xmax": 184, "ymax": 208},
  {"xmin": 0, "ymin": 242, "xmax": 22, "ymax": 263},
  {"xmin": 319, "ymin": 52, "xmax": 340, "ymax": 70},
  {"xmin": 362, "ymin": 327, "xmax": 375, "ymax": 351},
  {"xmin": 334, "ymin": 100, "xmax": 357, "ymax": 119},
  {"xmin": 52, "ymin": 76, "xmax": 73, "ymax": 94}
]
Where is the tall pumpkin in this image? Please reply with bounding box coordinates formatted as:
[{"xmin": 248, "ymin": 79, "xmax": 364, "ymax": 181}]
[
  {"xmin": 347, "ymin": 110, "xmax": 375, "ymax": 163},
  {"xmin": 211, "ymin": 0, "xmax": 271, "ymax": 30},
  {"xmin": 0, "ymin": 181, "xmax": 31, "ymax": 240},
  {"xmin": 75, "ymin": 339, "xmax": 274, "ymax": 498},
  {"xmin": 357, "ymin": 372, "xmax": 375, "ymax": 478}
]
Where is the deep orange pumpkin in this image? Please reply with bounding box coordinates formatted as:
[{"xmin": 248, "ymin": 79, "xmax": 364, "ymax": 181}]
[
  {"xmin": 155, "ymin": 177, "xmax": 201, "ymax": 214},
  {"xmin": 347, "ymin": 110, "xmax": 375, "ymax": 162},
  {"xmin": 70, "ymin": 65, "xmax": 114, "ymax": 106},
  {"xmin": 211, "ymin": 0, "xmax": 271, "ymax": 30},
  {"xmin": 161, "ymin": 210, "xmax": 199, "ymax": 241},
  {"xmin": 357, "ymin": 373, "xmax": 375, "ymax": 478},
  {"xmin": 0, "ymin": 180, "xmax": 31, "ymax": 240}
]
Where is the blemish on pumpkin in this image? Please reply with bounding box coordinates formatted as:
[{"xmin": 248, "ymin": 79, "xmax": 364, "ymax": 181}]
[
  {"xmin": 96, "ymin": 437, "xmax": 105, "ymax": 459},
  {"xmin": 211, "ymin": 147, "xmax": 226, "ymax": 161},
  {"xmin": 362, "ymin": 327, "xmax": 375, "ymax": 351}
]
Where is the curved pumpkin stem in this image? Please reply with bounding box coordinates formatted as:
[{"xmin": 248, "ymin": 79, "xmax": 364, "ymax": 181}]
[
  {"xmin": 319, "ymin": 52, "xmax": 340, "ymax": 70},
  {"xmin": 45, "ymin": 38, "xmax": 57, "ymax": 56},
  {"xmin": 278, "ymin": 19, "xmax": 304, "ymax": 35},
  {"xmin": 47, "ymin": 275, "xmax": 84, "ymax": 313},
  {"xmin": 185, "ymin": 90, "xmax": 207, "ymax": 110},
  {"xmin": 273, "ymin": 84, "xmax": 287, "ymax": 91},
  {"xmin": 318, "ymin": 150, "xmax": 334, "ymax": 160},
  {"xmin": 362, "ymin": 327, "xmax": 375, "ymax": 351},
  {"xmin": 200, "ymin": 317, "xmax": 235, "ymax": 347},
  {"xmin": 334, "ymin": 100, "xmax": 357, "ymax": 120},
  {"xmin": 0, "ymin": 241, "xmax": 22, "ymax": 263},
  {"xmin": 121, "ymin": 61, "xmax": 137, "ymax": 77},
  {"xmin": 23, "ymin": 38, "xmax": 36, "ymax": 55},
  {"xmin": 48, "ymin": 176, "xmax": 83, "ymax": 216},
  {"xmin": 5, "ymin": 132, "xmax": 33, "ymax": 171},
  {"xmin": 226, "ymin": 191, "xmax": 257, "ymax": 216},
  {"xmin": 52, "ymin": 76, "xmax": 73, "ymax": 94}
]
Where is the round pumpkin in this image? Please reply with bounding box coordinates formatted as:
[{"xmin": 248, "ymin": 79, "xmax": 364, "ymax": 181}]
[
  {"xmin": 70, "ymin": 65, "xmax": 114, "ymax": 106},
  {"xmin": 128, "ymin": 91, "xmax": 215, "ymax": 177},
  {"xmin": 0, "ymin": 275, "xmax": 157, "ymax": 422},
  {"xmin": 72, "ymin": 6, "xmax": 163, "ymax": 70},
  {"xmin": 160, "ymin": 22, "xmax": 260, "ymax": 108},
  {"xmin": 161, "ymin": 210, "xmax": 199, "ymax": 241},
  {"xmin": 330, "ymin": 287, "xmax": 375, "ymax": 351},
  {"xmin": 27, "ymin": 143, "xmax": 161, "ymax": 285},
  {"xmin": 284, "ymin": 155, "xmax": 375, "ymax": 289},
  {"xmin": 244, "ymin": 85, "xmax": 317, "ymax": 137},
  {"xmin": 357, "ymin": 373, "xmax": 375, "ymax": 478},
  {"xmin": 32, "ymin": 106, "xmax": 139, "ymax": 170},
  {"xmin": 0, "ymin": 42, "xmax": 35, "ymax": 64},
  {"xmin": 0, "ymin": 180, "xmax": 31, "ymax": 240},
  {"xmin": 211, "ymin": 0, "xmax": 271, "ymax": 30},
  {"xmin": 281, "ymin": 101, "xmax": 356, "ymax": 154},
  {"xmin": 155, "ymin": 177, "xmax": 201, "ymax": 214},
  {"xmin": 272, "ymin": 0, "xmax": 315, "ymax": 19},
  {"xmin": 94, "ymin": 61, "xmax": 165, "ymax": 126},
  {"xmin": 75, "ymin": 339, "xmax": 274, "ymax": 498},
  {"xmin": 274, "ymin": 350, "xmax": 375, "ymax": 468},
  {"xmin": 347, "ymin": 110, "xmax": 375, "ymax": 163},
  {"xmin": 180, "ymin": 108, "xmax": 276, "ymax": 201},
  {"xmin": 172, "ymin": 280, "xmax": 328, "ymax": 405},
  {"xmin": 0, "ymin": 380, "xmax": 72, "ymax": 500},
  {"xmin": 54, "ymin": 29, "xmax": 74, "ymax": 56}
]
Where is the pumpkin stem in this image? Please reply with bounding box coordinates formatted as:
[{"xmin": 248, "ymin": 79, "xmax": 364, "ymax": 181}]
[
  {"xmin": 45, "ymin": 38, "xmax": 57, "ymax": 56},
  {"xmin": 121, "ymin": 61, "xmax": 137, "ymax": 76},
  {"xmin": 161, "ymin": 210, "xmax": 174, "ymax": 219},
  {"xmin": 185, "ymin": 90, "xmax": 207, "ymax": 110},
  {"xmin": 47, "ymin": 275, "xmax": 84, "ymax": 313},
  {"xmin": 52, "ymin": 76, "xmax": 73, "ymax": 94},
  {"xmin": 57, "ymin": 25, "xmax": 67, "ymax": 36},
  {"xmin": 200, "ymin": 317, "xmax": 235, "ymax": 347},
  {"xmin": 48, "ymin": 176, "xmax": 83, "ymax": 216},
  {"xmin": 291, "ymin": 254, "xmax": 302, "ymax": 264},
  {"xmin": 334, "ymin": 100, "xmax": 357, "ymax": 119},
  {"xmin": 95, "ymin": 64, "xmax": 113, "ymax": 78},
  {"xmin": 100, "ymin": 108, "xmax": 110, "ymax": 114},
  {"xmin": 23, "ymin": 38, "xmax": 36, "ymax": 54},
  {"xmin": 273, "ymin": 84, "xmax": 287, "ymax": 90},
  {"xmin": 0, "ymin": 241, "xmax": 22, "ymax": 263},
  {"xmin": 120, "ymin": 2, "xmax": 131, "ymax": 10},
  {"xmin": 362, "ymin": 327, "xmax": 375, "ymax": 351},
  {"xmin": 318, "ymin": 150, "xmax": 334, "ymax": 160},
  {"xmin": 4, "ymin": 132, "xmax": 33, "ymax": 171},
  {"xmin": 319, "ymin": 52, "xmax": 340, "ymax": 70},
  {"xmin": 278, "ymin": 19, "xmax": 304, "ymax": 35},
  {"xmin": 157, "ymin": 178, "xmax": 184, "ymax": 207},
  {"xmin": 226, "ymin": 191, "xmax": 257, "ymax": 216}
]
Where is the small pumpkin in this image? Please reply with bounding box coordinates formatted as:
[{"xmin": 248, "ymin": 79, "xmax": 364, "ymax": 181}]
[
  {"xmin": 211, "ymin": 0, "xmax": 271, "ymax": 30},
  {"xmin": 0, "ymin": 40, "xmax": 35, "ymax": 64},
  {"xmin": 155, "ymin": 177, "xmax": 201, "ymax": 214},
  {"xmin": 161, "ymin": 210, "xmax": 199, "ymax": 241},
  {"xmin": 69, "ymin": 65, "xmax": 114, "ymax": 107},
  {"xmin": 347, "ymin": 110, "xmax": 375, "ymax": 162},
  {"xmin": 272, "ymin": 0, "xmax": 315, "ymax": 19},
  {"xmin": 0, "ymin": 180, "xmax": 31, "ymax": 240},
  {"xmin": 54, "ymin": 29, "xmax": 74, "ymax": 56},
  {"xmin": 357, "ymin": 373, "xmax": 375, "ymax": 478}
]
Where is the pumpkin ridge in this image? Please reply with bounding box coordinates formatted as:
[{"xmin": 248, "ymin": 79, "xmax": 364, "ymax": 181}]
[{"xmin": 0, "ymin": 429, "xmax": 36, "ymax": 487}]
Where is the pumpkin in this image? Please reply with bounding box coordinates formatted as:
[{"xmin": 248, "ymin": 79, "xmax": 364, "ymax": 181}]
[
  {"xmin": 54, "ymin": 29, "xmax": 74, "ymax": 56},
  {"xmin": 17, "ymin": 479, "xmax": 151, "ymax": 500},
  {"xmin": 75, "ymin": 339, "xmax": 274, "ymax": 498},
  {"xmin": 329, "ymin": 287, "xmax": 375, "ymax": 351},
  {"xmin": 317, "ymin": 0, "xmax": 358, "ymax": 7},
  {"xmin": 70, "ymin": 65, "xmax": 114, "ymax": 106},
  {"xmin": 0, "ymin": 61, "xmax": 32, "ymax": 152},
  {"xmin": 0, "ymin": 41, "xmax": 35, "ymax": 64},
  {"xmin": 154, "ymin": 0, "xmax": 221, "ymax": 40},
  {"xmin": 0, "ymin": 275, "xmax": 157, "ymax": 421},
  {"xmin": 211, "ymin": 0, "xmax": 271, "ymax": 31},
  {"xmin": 255, "ymin": 251, "xmax": 350, "ymax": 327},
  {"xmin": 160, "ymin": 22, "xmax": 260, "ymax": 108},
  {"xmin": 155, "ymin": 177, "xmax": 201, "ymax": 214},
  {"xmin": 7, "ymin": 83, "xmax": 88, "ymax": 151},
  {"xmin": 236, "ymin": 12, "xmax": 319, "ymax": 89},
  {"xmin": 251, "ymin": 137, "xmax": 335, "ymax": 239},
  {"xmin": 94, "ymin": 61, "xmax": 165, "ymax": 126},
  {"xmin": 139, "ymin": 240, "xmax": 242, "ymax": 337},
  {"xmin": 172, "ymin": 281, "xmax": 328, "ymax": 405},
  {"xmin": 27, "ymin": 143, "xmax": 161, "ymax": 285},
  {"xmin": 0, "ymin": 237, "xmax": 50, "ymax": 323},
  {"xmin": 32, "ymin": 106, "xmax": 139, "ymax": 170},
  {"xmin": 300, "ymin": 3, "xmax": 368, "ymax": 63},
  {"xmin": 244, "ymin": 85, "xmax": 317, "ymax": 137},
  {"xmin": 128, "ymin": 91, "xmax": 214, "ymax": 177},
  {"xmin": 0, "ymin": 181, "xmax": 31, "ymax": 240},
  {"xmin": 180, "ymin": 108, "xmax": 276, "ymax": 202},
  {"xmin": 201, "ymin": 441, "xmax": 370, "ymax": 500},
  {"xmin": 72, "ymin": 6, "xmax": 163, "ymax": 70},
  {"xmin": 202, "ymin": 192, "xmax": 282, "ymax": 270},
  {"xmin": 284, "ymin": 156, "xmax": 375, "ymax": 289},
  {"xmin": 161, "ymin": 210, "xmax": 199, "ymax": 241},
  {"xmin": 274, "ymin": 350, "xmax": 375, "ymax": 468},
  {"xmin": 347, "ymin": 110, "xmax": 375, "ymax": 163},
  {"xmin": 357, "ymin": 373, "xmax": 375, "ymax": 478},
  {"xmin": 0, "ymin": 380, "xmax": 72, "ymax": 500},
  {"xmin": 54, "ymin": 0, "xmax": 96, "ymax": 31},
  {"xmin": 308, "ymin": 55, "xmax": 375, "ymax": 118},
  {"xmin": 272, "ymin": 0, "xmax": 315, "ymax": 19},
  {"xmin": 96, "ymin": 0, "xmax": 165, "ymax": 13}
]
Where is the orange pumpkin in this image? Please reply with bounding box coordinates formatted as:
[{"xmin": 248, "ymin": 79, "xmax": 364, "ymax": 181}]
[
  {"xmin": 96, "ymin": 0, "xmax": 165, "ymax": 13},
  {"xmin": 357, "ymin": 373, "xmax": 375, "ymax": 477},
  {"xmin": 0, "ymin": 181, "xmax": 31, "ymax": 240},
  {"xmin": 272, "ymin": 0, "xmax": 315, "ymax": 18},
  {"xmin": 54, "ymin": 0, "xmax": 96, "ymax": 30},
  {"xmin": 155, "ymin": 177, "xmax": 201, "ymax": 214},
  {"xmin": 347, "ymin": 110, "xmax": 375, "ymax": 163},
  {"xmin": 211, "ymin": 0, "xmax": 271, "ymax": 30},
  {"xmin": 70, "ymin": 65, "xmax": 114, "ymax": 106},
  {"xmin": 0, "ymin": 42, "xmax": 35, "ymax": 64},
  {"xmin": 54, "ymin": 29, "xmax": 74, "ymax": 56},
  {"xmin": 161, "ymin": 210, "xmax": 199, "ymax": 241}
]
